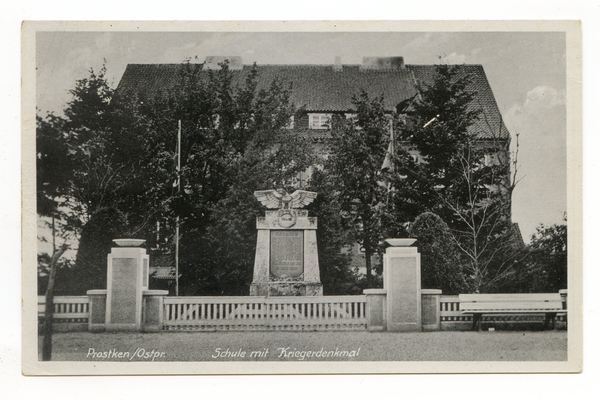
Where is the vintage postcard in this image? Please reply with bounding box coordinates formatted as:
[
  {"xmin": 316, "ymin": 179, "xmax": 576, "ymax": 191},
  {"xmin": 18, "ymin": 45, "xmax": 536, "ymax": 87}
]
[{"xmin": 22, "ymin": 20, "xmax": 582, "ymax": 375}]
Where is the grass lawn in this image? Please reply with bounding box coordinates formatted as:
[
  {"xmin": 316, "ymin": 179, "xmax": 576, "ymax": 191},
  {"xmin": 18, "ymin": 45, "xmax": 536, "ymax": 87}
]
[{"xmin": 39, "ymin": 330, "xmax": 568, "ymax": 362}]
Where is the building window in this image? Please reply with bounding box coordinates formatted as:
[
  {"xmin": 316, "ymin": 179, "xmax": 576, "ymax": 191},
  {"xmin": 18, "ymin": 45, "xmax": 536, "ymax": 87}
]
[
  {"xmin": 484, "ymin": 153, "xmax": 501, "ymax": 166},
  {"xmin": 309, "ymin": 113, "xmax": 331, "ymax": 129}
]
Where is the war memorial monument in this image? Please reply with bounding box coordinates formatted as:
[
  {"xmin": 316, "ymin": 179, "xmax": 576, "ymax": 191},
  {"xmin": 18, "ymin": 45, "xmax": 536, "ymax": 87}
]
[{"xmin": 250, "ymin": 188, "xmax": 323, "ymax": 296}]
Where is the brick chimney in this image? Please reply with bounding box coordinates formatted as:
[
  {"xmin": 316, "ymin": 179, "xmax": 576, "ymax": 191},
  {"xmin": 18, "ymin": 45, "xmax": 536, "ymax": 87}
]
[
  {"xmin": 333, "ymin": 56, "xmax": 343, "ymax": 71},
  {"xmin": 361, "ymin": 57, "xmax": 405, "ymax": 70}
]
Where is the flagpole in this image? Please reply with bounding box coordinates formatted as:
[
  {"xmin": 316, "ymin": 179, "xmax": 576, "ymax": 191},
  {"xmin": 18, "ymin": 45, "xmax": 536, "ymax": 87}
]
[
  {"xmin": 175, "ymin": 119, "xmax": 181, "ymax": 296},
  {"xmin": 378, "ymin": 116, "xmax": 396, "ymax": 195},
  {"xmin": 387, "ymin": 117, "xmax": 394, "ymax": 205}
]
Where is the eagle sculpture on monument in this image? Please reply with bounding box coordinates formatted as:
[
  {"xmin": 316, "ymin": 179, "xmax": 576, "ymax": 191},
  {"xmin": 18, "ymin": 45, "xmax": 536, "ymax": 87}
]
[{"xmin": 254, "ymin": 189, "xmax": 317, "ymax": 210}]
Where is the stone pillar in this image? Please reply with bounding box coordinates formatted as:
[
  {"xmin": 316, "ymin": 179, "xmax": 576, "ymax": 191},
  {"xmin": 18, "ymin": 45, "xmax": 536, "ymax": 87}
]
[
  {"xmin": 559, "ymin": 289, "xmax": 568, "ymax": 310},
  {"xmin": 421, "ymin": 289, "xmax": 442, "ymax": 331},
  {"xmin": 364, "ymin": 289, "xmax": 386, "ymax": 331},
  {"xmin": 558, "ymin": 289, "xmax": 568, "ymax": 330},
  {"xmin": 251, "ymin": 229, "xmax": 270, "ymax": 289},
  {"xmin": 303, "ymin": 229, "xmax": 320, "ymax": 283},
  {"xmin": 86, "ymin": 289, "xmax": 107, "ymax": 332},
  {"xmin": 105, "ymin": 239, "xmax": 149, "ymax": 331},
  {"xmin": 142, "ymin": 290, "xmax": 169, "ymax": 332},
  {"xmin": 383, "ymin": 238, "xmax": 421, "ymax": 332}
]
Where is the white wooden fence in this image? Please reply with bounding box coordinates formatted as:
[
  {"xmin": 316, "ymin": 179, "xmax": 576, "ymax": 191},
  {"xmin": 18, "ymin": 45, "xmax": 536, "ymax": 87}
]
[
  {"xmin": 37, "ymin": 293, "xmax": 566, "ymax": 332},
  {"xmin": 163, "ymin": 295, "xmax": 367, "ymax": 331},
  {"xmin": 37, "ymin": 296, "xmax": 89, "ymax": 331}
]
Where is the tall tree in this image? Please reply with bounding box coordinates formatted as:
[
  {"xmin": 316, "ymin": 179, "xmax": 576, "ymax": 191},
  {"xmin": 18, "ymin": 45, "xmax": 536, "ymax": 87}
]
[
  {"xmin": 37, "ymin": 65, "xmax": 177, "ymax": 294},
  {"xmin": 402, "ymin": 64, "xmax": 525, "ymax": 293},
  {"xmin": 408, "ymin": 212, "xmax": 465, "ymax": 294},
  {"xmin": 324, "ymin": 92, "xmax": 409, "ymax": 287},
  {"xmin": 524, "ymin": 220, "xmax": 567, "ymax": 293},
  {"xmin": 36, "ymin": 113, "xmax": 80, "ymax": 294},
  {"xmin": 308, "ymin": 166, "xmax": 363, "ymax": 295}
]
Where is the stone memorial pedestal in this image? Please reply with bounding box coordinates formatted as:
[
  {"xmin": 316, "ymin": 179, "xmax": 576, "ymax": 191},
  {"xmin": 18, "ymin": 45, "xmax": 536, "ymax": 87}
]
[
  {"xmin": 105, "ymin": 239, "xmax": 149, "ymax": 331},
  {"xmin": 250, "ymin": 209, "xmax": 323, "ymax": 296}
]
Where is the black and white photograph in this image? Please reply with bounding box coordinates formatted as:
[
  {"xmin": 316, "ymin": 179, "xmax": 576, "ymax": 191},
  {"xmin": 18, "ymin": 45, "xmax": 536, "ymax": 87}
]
[{"xmin": 21, "ymin": 20, "xmax": 581, "ymax": 375}]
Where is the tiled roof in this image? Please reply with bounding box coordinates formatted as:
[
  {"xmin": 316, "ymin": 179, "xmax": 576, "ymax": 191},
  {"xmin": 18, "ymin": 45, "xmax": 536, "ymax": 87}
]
[
  {"xmin": 116, "ymin": 63, "xmax": 509, "ymax": 140},
  {"xmin": 511, "ymin": 222, "xmax": 526, "ymax": 248},
  {"xmin": 410, "ymin": 65, "xmax": 510, "ymax": 140},
  {"xmin": 117, "ymin": 64, "xmax": 417, "ymax": 112}
]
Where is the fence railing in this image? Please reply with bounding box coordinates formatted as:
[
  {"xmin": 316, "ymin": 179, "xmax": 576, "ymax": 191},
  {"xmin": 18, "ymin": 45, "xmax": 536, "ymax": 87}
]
[
  {"xmin": 440, "ymin": 296, "xmax": 472, "ymax": 330},
  {"xmin": 163, "ymin": 295, "xmax": 367, "ymax": 331},
  {"xmin": 37, "ymin": 296, "xmax": 90, "ymax": 332},
  {"xmin": 37, "ymin": 292, "xmax": 566, "ymax": 333}
]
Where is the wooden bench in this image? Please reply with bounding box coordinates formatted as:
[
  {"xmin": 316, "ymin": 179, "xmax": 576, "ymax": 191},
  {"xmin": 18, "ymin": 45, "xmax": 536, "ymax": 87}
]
[{"xmin": 459, "ymin": 293, "xmax": 565, "ymax": 331}]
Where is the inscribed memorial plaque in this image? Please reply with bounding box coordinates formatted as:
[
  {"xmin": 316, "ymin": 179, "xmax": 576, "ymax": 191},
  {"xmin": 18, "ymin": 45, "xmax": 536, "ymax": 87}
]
[{"xmin": 270, "ymin": 230, "xmax": 303, "ymax": 278}]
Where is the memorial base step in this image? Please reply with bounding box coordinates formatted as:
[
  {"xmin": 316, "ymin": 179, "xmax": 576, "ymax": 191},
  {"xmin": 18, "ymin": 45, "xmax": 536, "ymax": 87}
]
[{"xmin": 250, "ymin": 282, "xmax": 323, "ymax": 296}]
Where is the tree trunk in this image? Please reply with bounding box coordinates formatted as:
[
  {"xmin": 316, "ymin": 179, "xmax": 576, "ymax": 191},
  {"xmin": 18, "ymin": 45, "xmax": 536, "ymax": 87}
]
[
  {"xmin": 364, "ymin": 236, "xmax": 372, "ymax": 288},
  {"xmin": 42, "ymin": 244, "xmax": 68, "ymax": 361}
]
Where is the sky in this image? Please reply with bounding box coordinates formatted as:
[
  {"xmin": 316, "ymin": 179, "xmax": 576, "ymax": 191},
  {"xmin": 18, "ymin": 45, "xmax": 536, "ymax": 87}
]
[{"xmin": 36, "ymin": 30, "xmax": 567, "ymax": 242}]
